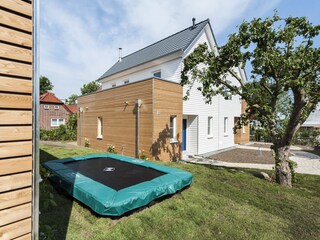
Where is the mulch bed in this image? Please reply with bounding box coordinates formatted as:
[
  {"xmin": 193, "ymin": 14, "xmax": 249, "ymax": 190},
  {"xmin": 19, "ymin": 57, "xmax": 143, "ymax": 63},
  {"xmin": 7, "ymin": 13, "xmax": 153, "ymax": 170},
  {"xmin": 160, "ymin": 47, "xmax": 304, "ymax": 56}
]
[{"xmin": 209, "ymin": 148, "xmax": 275, "ymax": 164}]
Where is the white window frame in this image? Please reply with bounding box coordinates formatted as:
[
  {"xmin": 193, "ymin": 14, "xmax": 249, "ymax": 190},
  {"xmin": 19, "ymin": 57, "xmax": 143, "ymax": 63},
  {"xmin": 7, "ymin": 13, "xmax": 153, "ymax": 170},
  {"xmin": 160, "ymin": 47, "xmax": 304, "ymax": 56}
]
[
  {"xmin": 97, "ymin": 117, "xmax": 103, "ymax": 139},
  {"xmin": 170, "ymin": 115, "xmax": 177, "ymax": 143},
  {"xmin": 51, "ymin": 118, "xmax": 65, "ymax": 127},
  {"xmin": 208, "ymin": 116, "xmax": 213, "ymax": 138},
  {"xmin": 54, "ymin": 105, "xmax": 60, "ymax": 110},
  {"xmin": 44, "ymin": 105, "xmax": 49, "ymax": 110},
  {"xmin": 153, "ymin": 70, "xmax": 161, "ymax": 78},
  {"xmin": 124, "ymin": 80, "xmax": 130, "ymax": 85},
  {"xmin": 224, "ymin": 117, "xmax": 228, "ymax": 136}
]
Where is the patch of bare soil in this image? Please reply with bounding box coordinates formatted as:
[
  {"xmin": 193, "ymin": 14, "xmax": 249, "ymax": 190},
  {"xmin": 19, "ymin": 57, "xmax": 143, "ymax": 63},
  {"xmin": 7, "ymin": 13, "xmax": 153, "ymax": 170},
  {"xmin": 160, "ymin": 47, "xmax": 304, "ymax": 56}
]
[{"xmin": 209, "ymin": 149, "xmax": 275, "ymax": 164}]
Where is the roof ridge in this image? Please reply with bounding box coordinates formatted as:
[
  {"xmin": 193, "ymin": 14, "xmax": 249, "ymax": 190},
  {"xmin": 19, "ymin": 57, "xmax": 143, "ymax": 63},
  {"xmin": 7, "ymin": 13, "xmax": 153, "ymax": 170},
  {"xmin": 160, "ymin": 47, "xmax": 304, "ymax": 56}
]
[{"xmin": 121, "ymin": 19, "xmax": 209, "ymax": 60}]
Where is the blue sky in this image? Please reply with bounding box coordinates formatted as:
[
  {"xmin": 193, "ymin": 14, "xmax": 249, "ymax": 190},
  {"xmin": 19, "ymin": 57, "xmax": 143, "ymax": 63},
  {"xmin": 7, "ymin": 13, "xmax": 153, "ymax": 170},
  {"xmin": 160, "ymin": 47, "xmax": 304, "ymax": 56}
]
[{"xmin": 40, "ymin": 0, "xmax": 320, "ymax": 99}]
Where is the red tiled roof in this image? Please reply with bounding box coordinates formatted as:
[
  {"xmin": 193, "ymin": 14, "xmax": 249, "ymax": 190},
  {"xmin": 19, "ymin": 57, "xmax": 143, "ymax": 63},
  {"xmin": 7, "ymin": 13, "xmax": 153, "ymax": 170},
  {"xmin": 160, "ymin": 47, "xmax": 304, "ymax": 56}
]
[
  {"xmin": 40, "ymin": 92, "xmax": 64, "ymax": 104},
  {"xmin": 65, "ymin": 104, "xmax": 77, "ymax": 113}
]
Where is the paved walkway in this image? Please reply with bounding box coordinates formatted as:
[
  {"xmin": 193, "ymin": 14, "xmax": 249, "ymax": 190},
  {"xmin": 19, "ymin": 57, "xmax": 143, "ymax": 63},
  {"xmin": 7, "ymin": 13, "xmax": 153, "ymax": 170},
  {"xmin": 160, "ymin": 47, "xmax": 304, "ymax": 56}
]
[{"xmin": 183, "ymin": 145, "xmax": 320, "ymax": 175}]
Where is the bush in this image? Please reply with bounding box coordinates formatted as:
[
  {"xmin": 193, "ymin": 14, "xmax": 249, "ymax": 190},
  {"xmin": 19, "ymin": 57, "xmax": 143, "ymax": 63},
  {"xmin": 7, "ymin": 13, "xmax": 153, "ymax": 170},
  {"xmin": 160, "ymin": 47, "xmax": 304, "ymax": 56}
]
[
  {"xmin": 293, "ymin": 128, "xmax": 320, "ymax": 146},
  {"xmin": 40, "ymin": 125, "xmax": 77, "ymax": 141}
]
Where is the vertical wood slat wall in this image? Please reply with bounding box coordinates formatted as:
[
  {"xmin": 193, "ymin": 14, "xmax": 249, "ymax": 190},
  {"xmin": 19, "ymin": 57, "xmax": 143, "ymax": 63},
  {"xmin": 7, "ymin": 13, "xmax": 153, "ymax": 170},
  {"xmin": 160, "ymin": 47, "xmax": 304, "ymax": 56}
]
[{"xmin": 0, "ymin": 0, "xmax": 33, "ymax": 239}]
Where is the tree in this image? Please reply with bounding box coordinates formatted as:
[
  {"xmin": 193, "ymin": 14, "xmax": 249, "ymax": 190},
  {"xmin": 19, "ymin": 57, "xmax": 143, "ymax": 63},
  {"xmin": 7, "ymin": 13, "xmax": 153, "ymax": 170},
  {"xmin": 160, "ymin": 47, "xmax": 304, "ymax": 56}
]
[
  {"xmin": 67, "ymin": 94, "xmax": 78, "ymax": 104},
  {"xmin": 81, "ymin": 81, "xmax": 101, "ymax": 95},
  {"xmin": 181, "ymin": 12, "xmax": 320, "ymax": 187},
  {"xmin": 40, "ymin": 75, "xmax": 53, "ymax": 95}
]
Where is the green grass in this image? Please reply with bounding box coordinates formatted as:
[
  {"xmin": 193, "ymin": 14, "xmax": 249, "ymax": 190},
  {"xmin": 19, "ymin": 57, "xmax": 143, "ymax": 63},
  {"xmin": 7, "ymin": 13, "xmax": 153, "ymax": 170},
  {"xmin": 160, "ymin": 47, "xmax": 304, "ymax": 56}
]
[{"xmin": 40, "ymin": 145, "xmax": 320, "ymax": 240}]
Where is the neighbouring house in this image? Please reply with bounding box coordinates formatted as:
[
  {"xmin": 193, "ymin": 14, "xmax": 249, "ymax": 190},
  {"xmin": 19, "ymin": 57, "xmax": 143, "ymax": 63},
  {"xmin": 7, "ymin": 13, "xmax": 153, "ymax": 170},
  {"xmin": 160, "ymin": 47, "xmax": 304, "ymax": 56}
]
[
  {"xmin": 302, "ymin": 105, "xmax": 320, "ymax": 130},
  {"xmin": 40, "ymin": 92, "xmax": 75, "ymax": 130},
  {"xmin": 77, "ymin": 18, "xmax": 249, "ymax": 161}
]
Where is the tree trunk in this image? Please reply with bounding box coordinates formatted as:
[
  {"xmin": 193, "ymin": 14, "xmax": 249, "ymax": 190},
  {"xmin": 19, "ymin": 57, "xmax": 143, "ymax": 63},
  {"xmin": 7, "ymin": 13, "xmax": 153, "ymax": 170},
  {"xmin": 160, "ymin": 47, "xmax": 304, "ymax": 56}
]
[{"xmin": 274, "ymin": 146, "xmax": 292, "ymax": 187}]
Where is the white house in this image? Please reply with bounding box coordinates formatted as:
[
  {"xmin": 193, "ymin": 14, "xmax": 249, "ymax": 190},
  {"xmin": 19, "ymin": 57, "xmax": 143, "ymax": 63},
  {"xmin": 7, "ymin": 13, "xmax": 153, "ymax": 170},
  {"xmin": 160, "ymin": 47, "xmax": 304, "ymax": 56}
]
[
  {"xmin": 96, "ymin": 18, "xmax": 248, "ymax": 157},
  {"xmin": 78, "ymin": 19, "xmax": 249, "ymax": 161}
]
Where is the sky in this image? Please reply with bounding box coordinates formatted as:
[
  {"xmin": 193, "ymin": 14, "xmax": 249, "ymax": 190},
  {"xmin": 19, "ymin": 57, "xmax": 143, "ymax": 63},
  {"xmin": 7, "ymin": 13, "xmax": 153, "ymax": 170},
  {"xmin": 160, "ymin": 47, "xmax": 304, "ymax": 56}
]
[{"xmin": 40, "ymin": 0, "xmax": 320, "ymax": 100}]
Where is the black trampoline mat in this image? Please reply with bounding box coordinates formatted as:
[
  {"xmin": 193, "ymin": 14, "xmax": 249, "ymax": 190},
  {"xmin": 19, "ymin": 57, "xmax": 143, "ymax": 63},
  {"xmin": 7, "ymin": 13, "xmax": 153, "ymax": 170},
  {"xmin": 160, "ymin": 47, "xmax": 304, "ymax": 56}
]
[{"xmin": 64, "ymin": 157, "xmax": 166, "ymax": 191}]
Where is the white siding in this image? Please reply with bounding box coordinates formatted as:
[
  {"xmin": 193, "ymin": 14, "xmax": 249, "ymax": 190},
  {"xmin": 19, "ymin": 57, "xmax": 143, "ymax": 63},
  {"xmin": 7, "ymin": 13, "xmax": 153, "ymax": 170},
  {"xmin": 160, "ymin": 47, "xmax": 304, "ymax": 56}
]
[
  {"xmin": 101, "ymin": 57, "xmax": 182, "ymax": 89},
  {"xmin": 186, "ymin": 115, "xmax": 198, "ymax": 154},
  {"xmin": 183, "ymin": 27, "xmax": 242, "ymax": 155}
]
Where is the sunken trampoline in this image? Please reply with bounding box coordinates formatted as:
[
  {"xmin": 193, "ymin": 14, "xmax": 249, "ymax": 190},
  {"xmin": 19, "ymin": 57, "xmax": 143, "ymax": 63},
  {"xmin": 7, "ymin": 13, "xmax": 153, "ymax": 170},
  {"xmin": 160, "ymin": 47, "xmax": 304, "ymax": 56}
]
[{"xmin": 43, "ymin": 153, "xmax": 193, "ymax": 216}]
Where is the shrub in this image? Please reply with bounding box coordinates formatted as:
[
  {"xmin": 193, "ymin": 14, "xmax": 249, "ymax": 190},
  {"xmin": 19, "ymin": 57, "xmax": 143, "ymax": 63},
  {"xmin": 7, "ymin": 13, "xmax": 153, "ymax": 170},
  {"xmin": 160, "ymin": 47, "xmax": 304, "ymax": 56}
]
[
  {"xmin": 40, "ymin": 125, "xmax": 77, "ymax": 141},
  {"xmin": 107, "ymin": 144, "xmax": 117, "ymax": 153}
]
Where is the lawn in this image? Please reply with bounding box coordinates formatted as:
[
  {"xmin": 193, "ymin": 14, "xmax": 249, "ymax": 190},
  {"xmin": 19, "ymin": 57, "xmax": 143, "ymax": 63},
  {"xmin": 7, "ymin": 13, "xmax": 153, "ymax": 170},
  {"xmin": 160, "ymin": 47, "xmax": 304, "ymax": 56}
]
[{"xmin": 40, "ymin": 145, "xmax": 320, "ymax": 240}]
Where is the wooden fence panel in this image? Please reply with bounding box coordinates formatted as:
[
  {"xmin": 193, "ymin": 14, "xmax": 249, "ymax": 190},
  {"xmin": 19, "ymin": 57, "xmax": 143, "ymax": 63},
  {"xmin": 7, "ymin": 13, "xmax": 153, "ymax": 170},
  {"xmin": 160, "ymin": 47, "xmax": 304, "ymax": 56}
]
[{"xmin": 0, "ymin": 1, "xmax": 34, "ymax": 239}]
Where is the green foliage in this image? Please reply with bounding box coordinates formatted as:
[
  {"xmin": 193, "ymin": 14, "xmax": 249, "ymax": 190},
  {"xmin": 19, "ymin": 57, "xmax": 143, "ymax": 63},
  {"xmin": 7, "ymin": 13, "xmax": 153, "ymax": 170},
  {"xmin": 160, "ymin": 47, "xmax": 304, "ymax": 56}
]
[
  {"xmin": 40, "ymin": 125, "xmax": 76, "ymax": 141},
  {"xmin": 84, "ymin": 138, "xmax": 90, "ymax": 147},
  {"xmin": 288, "ymin": 160, "xmax": 298, "ymax": 183},
  {"xmin": 181, "ymin": 12, "xmax": 320, "ymax": 185},
  {"xmin": 66, "ymin": 114, "xmax": 77, "ymax": 131},
  {"xmin": 181, "ymin": 12, "xmax": 320, "ymax": 148},
  {"xmin": 40, "ymin": 75, "xmax": 53, "ymax": 95},
  {"xmin": 81, "ymin": 81, "xmax": 101, "ymax": 95},
  {"xmin": 293, "ymin": 128, "xmax": 320, "ymax": 146},
  {"xmin": 67, "ymin": 94, "xmax": 78, "ymax": 104},
  {"xmin": 107, "ymin": 144, "xmax": 117, "ymax": 153},
  {"xmin": 140, "ymin": 150, "xmax": 148, "ymax": 160}
]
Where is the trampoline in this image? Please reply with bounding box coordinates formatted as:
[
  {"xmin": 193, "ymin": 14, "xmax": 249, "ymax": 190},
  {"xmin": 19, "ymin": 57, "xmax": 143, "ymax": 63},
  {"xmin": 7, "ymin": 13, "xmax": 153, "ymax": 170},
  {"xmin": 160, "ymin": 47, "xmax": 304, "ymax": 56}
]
[{"xmin": 43, "ymin": 153, "xmax": 193, "ymax": 216}]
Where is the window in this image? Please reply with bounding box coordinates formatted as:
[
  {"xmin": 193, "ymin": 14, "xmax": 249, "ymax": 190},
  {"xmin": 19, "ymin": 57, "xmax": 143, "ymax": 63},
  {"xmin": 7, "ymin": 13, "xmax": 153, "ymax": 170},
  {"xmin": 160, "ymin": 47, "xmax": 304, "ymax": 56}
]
[
  {"xmin": 224, "ymin": 117, "xmax": 228, "ymax": 136},
  {"xmin": 208, "ymin": 116, "xmax": 213, "ymax": 137},
  {"xmin": 153, "ymin": 71, "xmax": 161, "ymax": 78},
  {"xmin": 54, "ymin": 105, "xmax": 60, "ymax": 110},
  {"xmin": 51, "ymin": 118, "xmax": 65, "ymax": 127},
  {"xmin": 242, "ymin": 126, "xmax": 246, "ymax": 134},
  {"xmin": 44, "ymin": 105, "xmax": 49, "ymax": 110},
  {"xmin": 170, "ymin": 115, "xmax": 177, "ymax": 143},
  {"xmin": 124, "ymin": 80, "xmax": 130, "ymax": 85},
  {"xmin": 97, "ymin": 117, "xmax": 103, "ymax": 139},
  {"xmin": 111, "ymin": 83, "xmax": 116, "ymax": 88}
]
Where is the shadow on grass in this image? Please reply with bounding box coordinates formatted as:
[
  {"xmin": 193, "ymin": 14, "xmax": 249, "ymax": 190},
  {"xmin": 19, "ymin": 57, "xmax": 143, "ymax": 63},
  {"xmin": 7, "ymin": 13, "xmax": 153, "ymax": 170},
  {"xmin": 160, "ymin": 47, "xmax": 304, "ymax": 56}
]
[
  {"xmin": 40, "ymin": 149, "xmax": 73, "ymax": 240},
  {"xmin": 202, "ymin": 164, "xmax": 320, "ymax": 239}
]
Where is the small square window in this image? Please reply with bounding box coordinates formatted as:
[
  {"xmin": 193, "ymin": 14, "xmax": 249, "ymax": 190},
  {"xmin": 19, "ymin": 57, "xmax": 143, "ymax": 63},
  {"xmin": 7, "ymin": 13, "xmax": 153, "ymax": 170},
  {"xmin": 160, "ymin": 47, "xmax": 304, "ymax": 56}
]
[
  {"xmin": 111, "ymin": 84, "xmax": 116, "ymax": 88},
  {"xmin": 153, "ymin": 71, "xmax": 161, "ymax": 78},
  {"xmin": 54, "ymin": 105, "xmax": 60, "ymax": 110},
  {"xmin": 44, "ymin": 105, "xmax": 49, "ymax": 110},
  {"xmin": 124, "ymin": 80, "xmax": 130, "ymax": 85}
]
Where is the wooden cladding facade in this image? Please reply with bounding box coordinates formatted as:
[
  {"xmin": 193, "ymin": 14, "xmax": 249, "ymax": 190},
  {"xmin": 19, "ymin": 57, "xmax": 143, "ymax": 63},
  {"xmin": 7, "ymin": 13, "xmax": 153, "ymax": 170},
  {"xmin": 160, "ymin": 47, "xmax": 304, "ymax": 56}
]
[
  {"xmin": 0, "ymin": 1, "xmax": 34, "ymax": 239},
  {"xmin": 234, "ymin": 100, "xmax": 250, "ymax": 145},
  {"xmin": 78, "ymin": 78, "xmax": 183, "ymax": 162}
]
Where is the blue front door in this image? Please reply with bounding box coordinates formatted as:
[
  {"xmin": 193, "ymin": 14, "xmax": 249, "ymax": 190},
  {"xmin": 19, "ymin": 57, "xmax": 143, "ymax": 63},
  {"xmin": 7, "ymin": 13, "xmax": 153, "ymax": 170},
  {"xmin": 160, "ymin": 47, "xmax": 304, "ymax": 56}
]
[{"xmin": 182, "ymin": 119, "xmax": 187, "ymax": 151}]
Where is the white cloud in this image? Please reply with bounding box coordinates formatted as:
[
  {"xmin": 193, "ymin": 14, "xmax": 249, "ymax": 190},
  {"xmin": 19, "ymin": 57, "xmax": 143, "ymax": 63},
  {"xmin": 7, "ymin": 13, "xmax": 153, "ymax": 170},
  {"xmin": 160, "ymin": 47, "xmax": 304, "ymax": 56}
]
[{"xmin": 40, "ymin": 0, "xmax": 281, "ymax": 99}]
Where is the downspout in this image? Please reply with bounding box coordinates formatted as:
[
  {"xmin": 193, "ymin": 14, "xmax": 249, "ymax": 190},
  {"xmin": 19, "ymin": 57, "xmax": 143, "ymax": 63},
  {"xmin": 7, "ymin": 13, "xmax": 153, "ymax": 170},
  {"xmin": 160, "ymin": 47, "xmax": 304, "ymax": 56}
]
[
  {"xmin": 32, "ymin": 0, "xmax": 40, "ymax": 239},
  {"xmin": 135, "ymin": 99, "xmax": 142, "ymax": 158},
  {"xmin": 79, "ymin": 108, "xmax": 83, "ymax": 146}
]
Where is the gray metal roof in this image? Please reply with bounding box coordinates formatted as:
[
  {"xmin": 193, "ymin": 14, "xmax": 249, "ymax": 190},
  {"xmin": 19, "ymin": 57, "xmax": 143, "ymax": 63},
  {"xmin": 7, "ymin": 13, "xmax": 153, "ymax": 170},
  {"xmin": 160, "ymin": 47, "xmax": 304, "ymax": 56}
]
[{"xmin": 98, "ymin": 19, "xmax": 209, "ymax": 80}]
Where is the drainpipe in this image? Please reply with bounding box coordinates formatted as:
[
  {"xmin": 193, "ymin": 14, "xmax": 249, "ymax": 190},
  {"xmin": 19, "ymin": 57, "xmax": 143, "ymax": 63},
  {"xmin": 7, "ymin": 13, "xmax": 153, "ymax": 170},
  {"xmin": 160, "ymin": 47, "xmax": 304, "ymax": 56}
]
[
  {"xmin": 79, "ymin": 107, "xmax": 83, "ymax": 146},
  {"xmin": 135, "ymin": 99, "xmax": 142, "ymax": 158}
]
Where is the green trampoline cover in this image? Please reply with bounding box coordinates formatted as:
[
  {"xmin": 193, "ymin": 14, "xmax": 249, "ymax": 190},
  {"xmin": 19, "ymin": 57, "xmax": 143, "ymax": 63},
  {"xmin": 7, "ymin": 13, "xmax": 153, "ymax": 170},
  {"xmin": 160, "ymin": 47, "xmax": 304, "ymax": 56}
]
[{"xmin": 43, "ymin": 153, "xmax": 193, "ymax": 216}]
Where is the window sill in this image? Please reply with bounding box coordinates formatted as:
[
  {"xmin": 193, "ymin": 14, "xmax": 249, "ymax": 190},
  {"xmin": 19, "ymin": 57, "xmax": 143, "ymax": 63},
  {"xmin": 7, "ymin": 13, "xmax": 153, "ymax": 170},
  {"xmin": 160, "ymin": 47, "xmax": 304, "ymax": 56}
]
[
  {"xmin": 170, "ymin": 139, "xmax": 178, "ymax": 144},
  {"xmin": 224, "ymin": 134, "xmax": 228, "ymax": 137},
  {"xmin": 97, "ymin": 136, "xmax": 103, "ymax": 140},
  {"xmin": 207, "ymin": 136, "xmax": 213, "ymax": 139}
]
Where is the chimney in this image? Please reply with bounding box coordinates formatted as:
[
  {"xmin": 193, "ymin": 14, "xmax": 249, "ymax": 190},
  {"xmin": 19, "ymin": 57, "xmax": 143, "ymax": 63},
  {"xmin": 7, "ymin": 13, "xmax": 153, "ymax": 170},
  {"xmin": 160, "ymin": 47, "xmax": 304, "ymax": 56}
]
[
  {"xmin": 192, "ymin": 18, "xmax": 196, "ymax": 29},
  {"xmin": 118, "ymin": 48, "xmax": 122, "ymax": 62}
]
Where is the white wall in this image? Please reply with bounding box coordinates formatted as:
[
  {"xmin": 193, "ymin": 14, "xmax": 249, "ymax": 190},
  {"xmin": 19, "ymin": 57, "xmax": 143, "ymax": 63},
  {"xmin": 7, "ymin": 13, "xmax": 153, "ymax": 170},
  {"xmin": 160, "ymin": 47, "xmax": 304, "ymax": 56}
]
[{"xmin": 101, "ymin": 57, "xmax": 182, "ymax": 89}]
